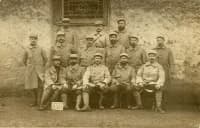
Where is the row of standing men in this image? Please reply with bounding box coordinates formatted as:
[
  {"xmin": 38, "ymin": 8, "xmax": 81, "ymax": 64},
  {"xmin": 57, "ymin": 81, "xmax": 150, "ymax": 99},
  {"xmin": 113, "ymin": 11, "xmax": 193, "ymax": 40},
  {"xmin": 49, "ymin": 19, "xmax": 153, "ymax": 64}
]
[{"xmin": 23, "ymin": 18, "xmax": 175, "ymax": 113}]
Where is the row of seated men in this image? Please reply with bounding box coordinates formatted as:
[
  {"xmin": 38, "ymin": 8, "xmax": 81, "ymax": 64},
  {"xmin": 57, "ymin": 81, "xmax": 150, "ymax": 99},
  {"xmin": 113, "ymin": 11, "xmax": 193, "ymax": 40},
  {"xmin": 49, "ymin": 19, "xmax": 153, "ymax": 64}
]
[
  {"xmin": 23, "ymin": 18, "xmax": 176, "ymax": 114},
  {"xmin": 40, "ymin": 50, "xmax": 165, "ymax": 113}
]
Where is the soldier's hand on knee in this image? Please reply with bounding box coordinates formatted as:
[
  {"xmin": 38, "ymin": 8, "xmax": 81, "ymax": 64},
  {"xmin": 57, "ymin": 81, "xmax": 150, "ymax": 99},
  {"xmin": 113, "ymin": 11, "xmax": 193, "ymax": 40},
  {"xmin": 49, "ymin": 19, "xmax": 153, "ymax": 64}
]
[
  {"xmin": 138, "ymin": 82, "xmax": 144, "ymax": 88},
  {"xmin": 52, "ymin": 85, "xmax": 57, "ymax": 90},
  {"xmin": 155, "ymin": 84, "xmax": 161, "ymax": 90},
  {"xmin": 63, "ymin": 84, "xmax": 68, "ymax": 89}
]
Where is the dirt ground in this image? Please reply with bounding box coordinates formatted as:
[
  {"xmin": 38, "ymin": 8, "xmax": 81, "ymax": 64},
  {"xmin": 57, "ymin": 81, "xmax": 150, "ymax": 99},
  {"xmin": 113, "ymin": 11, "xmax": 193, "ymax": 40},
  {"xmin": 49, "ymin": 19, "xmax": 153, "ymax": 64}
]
[{"xmin": 0, "ymin": 97, "xmax": 199, "ymax": 128}]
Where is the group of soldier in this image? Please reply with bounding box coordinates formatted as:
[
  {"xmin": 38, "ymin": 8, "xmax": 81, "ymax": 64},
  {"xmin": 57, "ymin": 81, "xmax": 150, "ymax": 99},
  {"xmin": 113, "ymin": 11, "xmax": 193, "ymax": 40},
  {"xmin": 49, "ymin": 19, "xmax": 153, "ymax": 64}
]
[{"xmin": 23, "ymin": 18, "xmax": 175, "ymax": 114}]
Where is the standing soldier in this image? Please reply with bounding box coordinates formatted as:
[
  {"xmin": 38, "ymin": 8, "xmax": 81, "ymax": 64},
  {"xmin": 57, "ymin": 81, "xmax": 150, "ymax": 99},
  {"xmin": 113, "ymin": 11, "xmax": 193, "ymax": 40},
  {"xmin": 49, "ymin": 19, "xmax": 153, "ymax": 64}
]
[
  {"xmin": 49, "ymin": 31, "xmax": 71, "ymax": 67},
  {"xmin": 92, "ymin": 21, "xmax": 108, "ymax": 63},
  {"xmin": 110, "ymin": 53, "xmax": 136, "ymax": 109},
  {"xmin": 106, "ymin": 31, "xmax": 125, "ymax": 73},
  {"xmin": 154, "ymin": 36, "xmax": 175, "ymax": 108},
  {"xmin": 39, "ymin": 55, "xmax": 67, "ymax": 111},
  {"xmin": 80, "ymin": 35, "xmax": 97, "ymax": 68},
  {"xmin": 23, "ymin": 33, "xmax": 47, "ymax": 107},
  {"xmin": 93, "ymin": 20, "xmax": 108, "ymax": 50},
  {"xmin": 82, "ymin": 53, "xmax": 111, "ymax": 111},
  {"xmin": 115, "ymin": 18, "xmax": 130, "ymax": 49},
  {"xmin": 133, "ymin": 50, "xmax": 166, "ymax": 113},
  {"xmin": 126, "ymin": 35, "xmax": 147, "ymax": 71},
  {"xmin": 63, "ymin": 54, "xmax": 85, "ymax": 111},
  {"xmin": 62, "ymin": 18, "xmax": 79, "ymax": 53}
]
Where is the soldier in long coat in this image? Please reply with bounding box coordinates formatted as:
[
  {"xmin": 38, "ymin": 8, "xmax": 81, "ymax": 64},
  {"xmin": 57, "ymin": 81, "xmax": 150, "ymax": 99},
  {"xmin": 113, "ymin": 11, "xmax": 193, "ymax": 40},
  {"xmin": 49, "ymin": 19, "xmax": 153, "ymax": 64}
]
[
  {"xmin": 23, "ymin": 34, "xmax": 47, "ymax": 106},
  {"xmin": 153, "ymin": 36, "xmax": 175, "ymax": 109}
]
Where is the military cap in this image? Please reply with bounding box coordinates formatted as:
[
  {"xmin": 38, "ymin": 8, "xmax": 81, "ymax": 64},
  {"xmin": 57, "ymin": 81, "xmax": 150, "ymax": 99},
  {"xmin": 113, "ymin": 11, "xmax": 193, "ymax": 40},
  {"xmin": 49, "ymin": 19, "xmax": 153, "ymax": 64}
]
[
  {"xmin": 69, "ymin": 54, "xmax": 78, "ymax": 58},
  {"xmin": 109, "ymin": 31, "xmax": 118, "ymax": 36},
  {"xmin": 94, "ymin": 20, "xmax": 104, "ymax": 25},
  {"xmin": 94, "ymin": 52, "xmax": 103, "ymax": 58},
  {"xmin": 29, "ymin": 33, "xmax": 38, "ymax": 39},
  {"xmin": 128, "ymin": 35, "xmax": 138, "ymax": 39},
  {"xmin": 52, "ymin": 55, "xmax": 61, "ymax": 60},
  {"xmin": 62, "ymin": 18, "xmax": 71, "ymax": 23},
  {"xmin": 156, "ymin": 35, "xmax": 165, "ymax": 40},
  {"xmin": 86, "ymin": 34, "xmax": 94, "ymax": 39},
  {"xmin": 147, "ymin": 50, "xmax": 157, "ymax": 55},
  {"xmin": 120, "ymin": 53, "xmax": 129, "ymax": 58},
  {"xmin": 56, "ymin": 31, "xmax": 65, "ymax": 36},
  {"xmin": 117, "ymin": 17, "xmax": 126, "ymax": 23}
]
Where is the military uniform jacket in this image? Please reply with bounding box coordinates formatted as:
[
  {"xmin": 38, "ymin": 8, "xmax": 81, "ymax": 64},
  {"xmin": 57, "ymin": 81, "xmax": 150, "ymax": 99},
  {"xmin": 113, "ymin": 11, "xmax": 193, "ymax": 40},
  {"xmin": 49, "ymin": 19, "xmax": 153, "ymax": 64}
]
[
  {"xmin": 115, "ymin": 29, "xmax": 130, "ymax": 49},
  {"xmin": 112, "ymin": 63, "xmax": 136, "ymax": 85},
  {"xmin": 49, "ymin": 44, "xmax": 71, "ymax": 67},
  {"xmin": 126, "ymin": 46, "xmax": 147, "ymax": 71},
  {"xmin": 80, "ymin": 46, "xmax": 96, "ymax": 67},
  {"xmin": 83, "ymin": 64, "xmax": 111, "ymax": 85},
  {"xmin": 154, "ymin": 45, "xmax": 175, "ymax": 82},
  {"xmin": 65, "ymin": 64, "xmax": 85, "ymax": 88},
  {"xmin": 136, "ymin": 62, "xmax": 165, "ymax": 87},
  {"xmin": 44, "ymin": 66, "xmax": 67, "ymax": 89},
  {"xmin": 106, "ymin": 43, "xmax": 125, "ymax": 72}
]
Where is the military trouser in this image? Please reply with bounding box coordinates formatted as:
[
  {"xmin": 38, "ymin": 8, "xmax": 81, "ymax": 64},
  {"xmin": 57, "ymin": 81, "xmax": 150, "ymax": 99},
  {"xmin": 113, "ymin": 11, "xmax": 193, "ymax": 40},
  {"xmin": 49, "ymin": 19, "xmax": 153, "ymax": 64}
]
[
  {"xmin": 110, "ymin": 83, "xmax": 133, "ymax": 108},
  {"xmin": 193, "ymin": 85, "xmax": 200, "ymax": 108},
  {"xmin": 60, "ymin": 84, "xmax": 83, "ymax": 109},
  {"xmin": 40, "ymin": 86, "xmax": 67, "ymax": 108},
  {"xmin": 133, "ymin": 85, "xmax": 163, "ymax": 108},
  {"xmin": 83, "ymin": 85, "xmax": 109, "ymax": 108},
  {"xmin": 31, "ymin": 77, "xmax": 43, "ymax": 106}
]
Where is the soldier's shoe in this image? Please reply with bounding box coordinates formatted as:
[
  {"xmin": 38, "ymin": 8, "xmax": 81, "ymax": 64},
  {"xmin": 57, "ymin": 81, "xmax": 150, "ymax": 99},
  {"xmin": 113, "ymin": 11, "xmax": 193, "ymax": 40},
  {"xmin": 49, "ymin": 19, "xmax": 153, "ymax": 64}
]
[
  {"xmin": 75, "ymin": 105, "xmax": 81, "ymax": 111},
  {"xmin": 131, "ymin": 105, "xmax": 143, "ymax": 110},
  {"xmin": 110, "ymin": 105, "xmax": 119, "ymax": 109},
  {"xmin": 127, "ymin": 105, "xmax": 132, "ymax": 109},
  {"xmin": 80, "ymin": 106, "xmax": 91, "ymax": 112},
  {"xmin": 99, "ymin": 105, "xmax": 105, "ymax": 110},
  {"xmin": 29, "ymin": 103, "xmax": 37, "ymax": 107},
  {"xmin": 197, "ymin": 105, "xmax": 200, "ymax": 112},
  {"xmin": 156, "ymin": 107, "xmax": 166, "ymax": 114},
  {"xmin": 38, "ymin": 106, "xmax": 46, "ymax": 111},
  {"xmin": 63, "ymin": 105, "xmax": 69, "ymax": 110}
]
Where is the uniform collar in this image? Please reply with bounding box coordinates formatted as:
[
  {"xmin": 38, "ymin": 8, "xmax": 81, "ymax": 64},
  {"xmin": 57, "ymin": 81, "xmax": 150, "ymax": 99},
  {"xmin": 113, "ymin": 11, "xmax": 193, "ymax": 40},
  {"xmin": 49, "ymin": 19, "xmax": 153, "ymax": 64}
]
[
  {"xmin": 116, "ymin": 29, "xmax": 127, "ymax": 33},
  {"xmin": 155, "ymin": 45, "xmax": 166, "ymax": 49},
  {"xmin": 145, "ymin": 61, "xmax": 159, "ymax": 67},
  {"xmin": 117, "ymin": 63, "xmax": 129, "ymax": 69},
  {"xmin": 85, "ymin": 46, "xmax": 94, "ymax": 51},
  {"xmin": 94, "ymin": 31, "xmax": 103, "ymax": 36},
  {"xmin": 93, "ymin": 63, "xmax": 103, "ymax": 67},
  {"xmin": 29, "ymin": 44, "xmax": 38, "ymax": 49},
  {"xmin": 109, "ymin": 43, "xmax": 118, "ymax": 48},
  {"xmin": 129, "ymin": 45, "xmax": 139, "ymax": 51},
  {"xmin": 69, "ymin": 64, "xmax": 79, "ymax": 71},
  {"xmin": 50, "ymin": 66, "xmax": 61, "ymax": 73}
]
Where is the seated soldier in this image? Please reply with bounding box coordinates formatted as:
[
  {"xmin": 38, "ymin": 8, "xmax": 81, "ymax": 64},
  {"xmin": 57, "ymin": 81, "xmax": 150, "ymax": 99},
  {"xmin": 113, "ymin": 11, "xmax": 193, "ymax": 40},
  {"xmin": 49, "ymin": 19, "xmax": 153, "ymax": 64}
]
[
  {"xmin": 82, "ymin": 53, "xmax": 111, "ymax": 111},
  {"xmin": 133, "ymin": 50, "xmax": 166, "ymax": 114},
  {"xmin": 110, "ymin": 53, "xmax": 136, "ymax": 109},
  {"xmin": 63, "ymin": 54, "xmax": 85, "ymax": 111},
  {"xmin": 39, "ymin": 55, "xmax": 68, "ymax": 110}
]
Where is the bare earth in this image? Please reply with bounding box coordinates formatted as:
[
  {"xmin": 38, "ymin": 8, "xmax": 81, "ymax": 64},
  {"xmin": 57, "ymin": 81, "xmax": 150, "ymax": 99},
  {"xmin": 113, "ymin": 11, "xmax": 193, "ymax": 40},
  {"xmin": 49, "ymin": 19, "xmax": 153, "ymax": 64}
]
[{"xmin": 0, "ymin": 97, "xmax": 200, "ymax": 128}]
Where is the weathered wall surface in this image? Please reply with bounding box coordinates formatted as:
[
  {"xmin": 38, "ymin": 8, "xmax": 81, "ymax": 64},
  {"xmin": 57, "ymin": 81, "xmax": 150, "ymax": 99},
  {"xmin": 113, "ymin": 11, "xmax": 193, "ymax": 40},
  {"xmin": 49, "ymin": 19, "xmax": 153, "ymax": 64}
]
[
  {"xmin": 0, "ymin": 0, "xmax": 200, "ymax": 104},
  {"xmin": 0, "ymin": 0, "xmax": 52, "ymax": 94}
]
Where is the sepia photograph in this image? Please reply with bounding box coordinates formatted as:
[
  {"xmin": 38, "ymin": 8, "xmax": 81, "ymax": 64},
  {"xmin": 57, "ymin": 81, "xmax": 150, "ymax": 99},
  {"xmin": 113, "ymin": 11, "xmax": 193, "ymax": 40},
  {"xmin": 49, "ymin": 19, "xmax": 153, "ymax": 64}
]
[{"xmin": 0, "ymin": 0, "xmax": 200, "ymax": 127}]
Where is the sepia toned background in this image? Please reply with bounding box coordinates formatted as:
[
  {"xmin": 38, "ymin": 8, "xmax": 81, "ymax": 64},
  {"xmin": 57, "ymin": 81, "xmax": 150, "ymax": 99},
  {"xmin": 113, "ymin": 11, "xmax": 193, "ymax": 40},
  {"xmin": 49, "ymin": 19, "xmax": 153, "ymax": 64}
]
[{"xmin": 0, "ymin": 0, "xmax": 200, "ymax": 105}]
